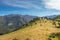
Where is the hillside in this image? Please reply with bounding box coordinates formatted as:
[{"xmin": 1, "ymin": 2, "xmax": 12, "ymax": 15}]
[{"xmin": 0, "ymin": 17, "xmax": 60, "ymax": 40}]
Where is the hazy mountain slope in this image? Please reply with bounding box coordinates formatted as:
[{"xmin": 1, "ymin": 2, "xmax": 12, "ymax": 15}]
[
  {"xmin": 0, "ymin": 14, "xmax": 36, "ymax": 34},
  {"xmin": 53, "ymin": 15, "xmax": 60, "ymax": 21},
  {"xmin": 46, "ymin": 15, "xmax": 57, "ymax": 18},
  {"xmin": 0, "ymin": 17, "xmax": 60, "ymax": 40}
]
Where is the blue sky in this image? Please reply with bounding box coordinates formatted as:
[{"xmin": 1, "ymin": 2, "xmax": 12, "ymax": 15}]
[{"xmin": 0, "ymin": 0, "xmax": 60, "ymax": 16}]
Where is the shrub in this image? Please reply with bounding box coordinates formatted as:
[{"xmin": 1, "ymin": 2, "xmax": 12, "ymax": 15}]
[
  {"xmin": 0, "ymin": 33, "xmax": 4, "ymax": 35},
  {"xmin": 35, "ymin": 23, "xmax": 37, "ymax": 24},
  {"xmin": 55, "ymin": 23, "xmax": 60, "ymax": 28},
  {"xmin": 55, "ymin": 32, "xmax": 60, "ymax": 37},
  {"xmin": 52, "ymin": 22, "xmax": 56, "ymax": 25},
  {"xmin": 56, "ymin": 26, "xmax": 60, "ymax": 28},
  {"xmin": 25, "ymin": 24, "xmax": 29, "ymax": 26},
  {"xmin": 13, "ymin": 38, "xmax": 18, "ymax": 40},
  {"xmin": 49, "ymin": 33, "xmax": 56, "ymax": 38},
  {"xmin": 48, "ymin": 38, "xmax": 52, "ymax": 40},
  {"xmin": 40, "ymin": 24, "xmax": 42, "ymax": 26},
  {"xmin": 25, "ymin": 38, "xmax": 30, "ymax": 40},
  {"xmin": 48, "ymin": 32, "xmax": 60, "ymax": 40}
]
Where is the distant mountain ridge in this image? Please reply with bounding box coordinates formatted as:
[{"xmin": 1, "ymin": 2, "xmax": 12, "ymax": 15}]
[
  {"xmin": 0, "ymin": 14, "xmax": 36, "ymax": 34},
  {"xmin": 0, "ymin": 14, "xmax": 60, "ymax": 34},
  {"xmin": 0, "ymin": 14, "xmax": 60, "ymax": 40},
  {"xmin": 45, "ymin": 15, "xmax": 58, "ymax": 18},
  {"xmin": 46, "ymin": 15, "xmax": 60, "ymax": 20}
]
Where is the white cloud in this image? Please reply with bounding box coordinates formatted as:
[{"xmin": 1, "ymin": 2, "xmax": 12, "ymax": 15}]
[
  {"xmin": 43, "ymin": 0, "xmax": 60, "ymax": 10},
  {"xmin": 2, "ymin": 0, "xmax": 60, "ymax": 10}
]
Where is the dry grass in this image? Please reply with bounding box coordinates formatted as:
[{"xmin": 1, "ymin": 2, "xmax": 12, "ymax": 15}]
[{"xmin": 0, "ymin": 19, "xmax": 60, "ymax": 40}]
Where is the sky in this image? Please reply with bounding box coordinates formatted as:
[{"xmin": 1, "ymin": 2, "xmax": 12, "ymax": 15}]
[{"xmin": 0, "ymin": 0, "xmax": 60, "ymax": 16}]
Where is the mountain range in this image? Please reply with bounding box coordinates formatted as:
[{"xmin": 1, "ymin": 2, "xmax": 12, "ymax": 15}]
[
  {"xmin": 0, "ymin": 14, "xmax": 36, "ymax": 34},
  {"xmin": 0, "ymin": 14, "xmax": 59, "ymax": 40},
  {"xmin": 0, "ymin": 14, "xmax": 60, "ymax": 34}
]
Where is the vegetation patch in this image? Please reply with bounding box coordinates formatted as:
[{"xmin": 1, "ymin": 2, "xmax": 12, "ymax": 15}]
[
  {"xmin": 48, "ymin": 32, "xmax": 60, "ymax": 40},
  {"xmin": 13, "ymin": 38, "xmax": 18, "ymax": 40},
  {"xmin": 25, "ymin": 38, "xmax": 30, "ymax": 40}
]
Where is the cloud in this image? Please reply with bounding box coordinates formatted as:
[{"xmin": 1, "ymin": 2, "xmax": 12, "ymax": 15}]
[
  {"xmin": 1, "ymin": 0, "xmax": 42, "ymax": 9},
  {"xmin": 1, "ymin": 0, "xmax": 60, "ymax": 11},
  {"xmin": 43, "ymin": 0, "xmax": 60, "ymax": 10}
]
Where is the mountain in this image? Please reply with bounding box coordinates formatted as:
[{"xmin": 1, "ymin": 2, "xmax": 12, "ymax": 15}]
[
  {"xmin": 53, "ymin": 15, "xmax": 60, "ymax": 21},
  {"xmin": 45, "ymin": 15, "xmax": 58, "ymax": 18},
  {"xmin": 46, "ymin": 15, "xmax": 60, "ymax": 21},
  {"xmin": 0, "ymin": 14, "xmax": 60, "ymax": 34},
  {"xmin": 0, "ymin": 14, "xmax": 36, "ymax": 34},
  {"xmin": 0, "ymin": 16, "xmax": 60, "ymax": 40}
]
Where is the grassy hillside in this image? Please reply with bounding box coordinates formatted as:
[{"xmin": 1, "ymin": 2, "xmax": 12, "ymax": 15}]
[{"xmin": 0, "ymin": 17, "xmax": 60, "ymax": 40}]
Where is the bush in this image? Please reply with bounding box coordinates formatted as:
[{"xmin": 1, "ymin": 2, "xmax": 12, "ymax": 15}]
[
  {"xmin": 40, "ymin": 24, "xmax": 42, "ymax": 26},
  {"xmin": 35, "ymin": 23, "xmax": 37, "ymax": 24},
  {"xmin": 52, "ymin": 22, "xmax": 56, "ymax": 25},
  {"xmin": 48, "ymin": 38, "xmax": 52, "ymax": 40},
  {"xmin": 55, "ymin": 32, "xmax": 60, "ymax": 37},
  {"xmin": 13, "ymin": 38, "xmax": 18, "ymax": 40},
  {"xmin": 55, "ymin": 23, "xmax": 60, "ymax": 28},
  {"xmin": 0, "ymin": 33, "xmax": 4, "ymax": 35},
  {"xmin": 56, "ymin": 26, "xmax": 60, "ymax": 28},
  {"xmin": 48, "ymin": 32, "xmax": 60, "ymax": 40},
  {"xmin": 25, "ymin": 24, "xmax": 29, "ymax": 26},
  {"xmin": 49, "ymin": 33, "xmax": 56, "ymax": 38},
  {"xmin": 48, "ymin": 33, "xmax": 55, "ymax": 40},
  {"xmin": 25, "ymin": 38, "xmax": 30, "ymax": 40}
]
